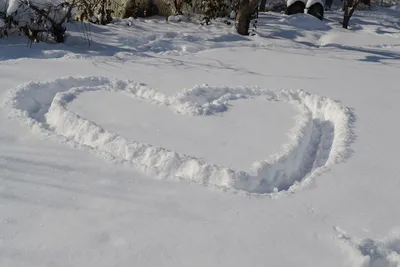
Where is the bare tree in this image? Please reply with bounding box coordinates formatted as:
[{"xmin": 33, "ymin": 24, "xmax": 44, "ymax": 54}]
[
  {"xmin": 342, "ymin": 0, "xmax": 361, "ymax": 28},
  {"xmin": 235, "ymin": 0, "xmax": 258, "ymax": 35},
  {"xmin": 99, "ymin": 0, "xmax": 107, "ymax": 24},
  {"xmin": 0, "ymin": 0, "xmax": 76, "ymax": 43},
  {"xmin": 26, "ymin": 0, "xmax": 76, "ymax": 42},
  {"xmin": 258, "ymin": 0, "xmax": 266, "ymax": 11}
]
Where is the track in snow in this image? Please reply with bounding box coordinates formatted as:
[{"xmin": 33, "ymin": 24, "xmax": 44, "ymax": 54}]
[
  {"xmin": 335, "ymin": 227, "xmax": 400, "ymax": 267},
  {"xmin": 3, "ymin": 77, "xmax": 354, "ymax": 195}
]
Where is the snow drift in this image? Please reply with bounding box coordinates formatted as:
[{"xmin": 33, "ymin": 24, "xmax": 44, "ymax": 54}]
[
  {"xmin": 390, "ymin": 4, "xmax": 400, "ymax": 11},
  {"xmin": 280, "ymin": 13, "xmax": 328, "ymax": 30},
  {"xmin": 3, "ymin": 77, "xmax": 354, "ymax": 195}
]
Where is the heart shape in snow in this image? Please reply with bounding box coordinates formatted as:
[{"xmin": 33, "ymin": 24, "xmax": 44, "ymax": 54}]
[
  {"xmin": 67, "ymin": 89, "xmax": 297, "ymax": 172},
  {"xmin": 4, "ymin": 77, "xmax": 354, "ymax": 195}
]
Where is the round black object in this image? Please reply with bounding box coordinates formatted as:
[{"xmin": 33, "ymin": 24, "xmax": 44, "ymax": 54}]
[
  {"xmin": 307, "ymin": 2, "xmax": 324, "ymax": 20},
  {"xmin": 285, "ymin": 1, "xmax": 306, "ymax": 15}
]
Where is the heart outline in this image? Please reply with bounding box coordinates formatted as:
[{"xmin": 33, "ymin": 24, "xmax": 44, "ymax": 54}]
[{"xmin": 4, "ymin": 76, "xmax": 354, "ymax": 195}]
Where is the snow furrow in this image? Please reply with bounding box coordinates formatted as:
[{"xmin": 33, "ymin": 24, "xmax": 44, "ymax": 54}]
[
  {"xmin": 336, "ymin": 227, "xmax": 400, "ymax": 267},
  {"xmin": 3, "ymin": 76, "xmax": 354, "ymax": 195}
]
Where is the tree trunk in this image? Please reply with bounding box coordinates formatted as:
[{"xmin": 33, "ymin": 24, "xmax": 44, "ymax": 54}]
[
  {"xmin": 259, "ymin": 0, "xmax": 267, "ymax": 11},
  {"xmin": 122, "ymin": 0, "xmax": 137, "ymax": 18},
  {"xmin": 236, "ymin": 0, "xmax": 251, "ymax": 35},
  {"xmin": 342, "ymin": 0, "xmax": 360, "ymax": 29},
  {"xmin": 100, "ymin": 0, "xmax": 106, "ymax": 25},
  {"xmin": 236, "ymin": 0, "xmax": 259, "ymax": 35},
  {"xmin": 343, "ymin": 14, "xmax": 350, "ymax": 28},
  {"xmin": 343, "ymin": 0, "xmax": 349, "ymax": 28}
]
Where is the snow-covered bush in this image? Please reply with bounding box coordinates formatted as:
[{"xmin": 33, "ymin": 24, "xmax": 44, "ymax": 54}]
[
  {"xmin": 178, "ymin": 0, "xmax": 238, "ymax": 24},
  {"xmin": 0, "ymin": 0, "xmax": 76, "ymax": 43},
  {"xmin": 198, "ymin": 0, "xmax": 229, "ymax": 23},
  {"xmin": 75, "ymin": 0, "xmax": 117, "ymax": 23},
  {"xmin": 265, "ymin": 0, "xmax": 287, "ymax": 12}
]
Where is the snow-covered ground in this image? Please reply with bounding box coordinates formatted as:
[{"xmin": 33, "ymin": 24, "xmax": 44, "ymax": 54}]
[{"xmin": 0, "ymin": 8, "xmax": 400, "ymax": 267}]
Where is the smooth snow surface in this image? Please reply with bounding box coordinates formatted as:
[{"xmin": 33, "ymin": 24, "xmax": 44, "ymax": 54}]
[{"xmin": 1, "ymin": 7, "xmax": 400, "ymax": 267}]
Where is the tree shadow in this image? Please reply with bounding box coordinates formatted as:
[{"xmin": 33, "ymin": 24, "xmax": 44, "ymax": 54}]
[
  {"xmin": 0, "ymin": 34, "xmax": 148, "ymax": 62},
  {"xmin": 289, "ymin": 39, "xmax": 400, "ymax": 64},
  {"xmin": 1, "ymin": 14, "xmax": 398, "ymax": 67},
  {"xmin": 325, "ymin": 43, "xmax": 400, "ymax": 63},
  {"xmin": 258, "ymin": 26, "xmax": 307, "ymax": 40}
]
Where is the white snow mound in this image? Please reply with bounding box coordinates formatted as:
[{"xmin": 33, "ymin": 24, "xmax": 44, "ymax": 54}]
[
  {"xmin": 3, "ymin": 77, "xmax": 354, "ymax": 195},
  {"xmin": 306, "ymin": 0, "xmax": 324, "ymax": 8},
  {"xmin": 287, "ymin": 0, "xmax": 307, "ymax": 8},
  {"xmin": 390, "ymin": 4, "xmax": 400, "ymax": 11},
  {"xmin": 6, "ymin": 0, "xmax": 19, "ymax": 15},
  {"xmin": 168, "ymin": 15, "xmax": 181, "ymax": 22},
  {"xmin": 281, "ymin": 13, "xmax": 329, "ymax": 30}
]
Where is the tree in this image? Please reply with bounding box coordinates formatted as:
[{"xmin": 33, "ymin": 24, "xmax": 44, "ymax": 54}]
[
  {"xmin": 259, "ymin": 0, "xmax": 267, "ymax": 11},
  {"xmin": 235, "ymin": 0, "xmax": 258, "ymax": 35},
  {"xmin": 342, "ymin": 0, "xmax": 361, "ymax": 29}
]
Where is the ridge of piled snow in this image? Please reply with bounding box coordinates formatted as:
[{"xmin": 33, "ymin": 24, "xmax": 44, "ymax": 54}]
[
  {"xmin": 3, "ymin": 76, "xmax": 354, "ymax": 195},
  {"xmin": 280, "ymin": 13, "xmax": 329, "ymax": 30}
]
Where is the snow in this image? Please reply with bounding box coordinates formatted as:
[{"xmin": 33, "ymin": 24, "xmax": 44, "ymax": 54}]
[
  {"xmin": 287, "ymin": 0, "xmax": 308, "ymax": 8},
  {"xmin": 68, "ymin": 91, "xmax": 298, "ymax": 172},
  {"xmin": 6, "ymin": 0, "xmax": 19, "ymax": 15},
  {"xmin": 336, "ymin": 226, "xmax": 400, "ymax": 267},
  {"xmin": 3, "ymin": 76, "xmax": 353, "ymax": 193},
  {"xmin": 168, "ymin": 15, "xmax": 182, "ymax": 22},
  {"xmin": 306, "ymin": 0, "xmax": 325, "ymax": 8},
  {"xmin": 0, "ymin": 7, "xmax": 400, "ymax": 267},
  {"xmin": 6, "ymin": 0, "xmax": 61, "ymax": 15},
  {"xmin": 280, "ymin": 13, "xmax": 329, "ymax": 30}
]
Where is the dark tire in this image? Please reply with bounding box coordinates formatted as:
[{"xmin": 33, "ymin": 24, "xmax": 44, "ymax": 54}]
[
  {"xmin": 307, "ymin": 2, "xmax": 324, "ymax": 20},
  {"xmin": 285, "ymin": 1, "xmax": 306, "ymax": 15}
]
